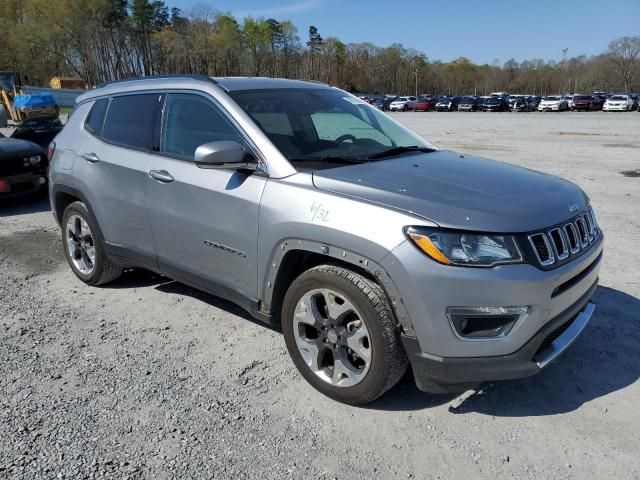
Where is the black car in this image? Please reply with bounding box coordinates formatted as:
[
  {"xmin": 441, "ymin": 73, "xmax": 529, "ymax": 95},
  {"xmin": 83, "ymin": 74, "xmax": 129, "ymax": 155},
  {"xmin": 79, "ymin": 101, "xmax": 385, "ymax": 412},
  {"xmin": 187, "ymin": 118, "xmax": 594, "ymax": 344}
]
[
  {"xmin": 483, "ymin": 95, "xmax": 510, "ymax": 112},
  {"xmin": 0, "ymin": 135, "xmax": 49, "ymax": 199},
  {"xmin": 457, "ymin": 96, "xmax": 479, "ymax": 111},
  {"xmin": 435, "ymin": 96, "xmax": 461, "ymax": 111},
  {"xmin": 510, "ymin": 96, "xmax": 530, "ymax": 112},
  {"xmin": 372, "ymin": 96, "xmax": 396, "ymax": 111}
]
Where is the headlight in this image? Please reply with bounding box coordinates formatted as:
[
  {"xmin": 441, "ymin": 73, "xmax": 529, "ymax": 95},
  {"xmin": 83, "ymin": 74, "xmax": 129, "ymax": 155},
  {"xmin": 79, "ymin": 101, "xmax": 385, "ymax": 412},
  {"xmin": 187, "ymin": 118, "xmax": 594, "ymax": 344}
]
[
  {"xmin": 405, "ymin": 227, "xmax": 523, "ymax": 267},
  {"xmin": 27, "ymin": 155, "xmax": 41, "ymax": 166}
]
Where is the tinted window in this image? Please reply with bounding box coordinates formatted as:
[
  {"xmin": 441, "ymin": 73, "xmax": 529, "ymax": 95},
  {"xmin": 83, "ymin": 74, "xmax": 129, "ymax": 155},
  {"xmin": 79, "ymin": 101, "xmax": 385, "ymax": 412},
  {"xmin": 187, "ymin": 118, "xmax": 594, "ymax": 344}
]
[
  {"xmin": 102, "ymin": 94, "xmax": 159, "ymax": 150},
  {"xmin": 161, "ymin": 94, "xmax": 247, "ymax": 160},
  {"xmin": 230, "ymin": 88, "xmax": 428, "ymax": 166},
  {"xmin": 85, "ymin": 98, "xmax": 109, "ymax": 135}
]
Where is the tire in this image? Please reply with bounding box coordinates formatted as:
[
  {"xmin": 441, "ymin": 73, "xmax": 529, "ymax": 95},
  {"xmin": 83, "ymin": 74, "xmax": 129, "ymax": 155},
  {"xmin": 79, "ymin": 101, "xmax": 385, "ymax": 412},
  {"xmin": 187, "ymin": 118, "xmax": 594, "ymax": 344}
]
[
  {"xmin": 0, "ymin": 104, "xmax": 7, "ymax": 128},
  {"xmin": 281, "ymin": 264, "xmax": 408, "ymax": 405},
  {"xmin": 61, "ymin": 201, "xmax": 122, "ymax": 286}
]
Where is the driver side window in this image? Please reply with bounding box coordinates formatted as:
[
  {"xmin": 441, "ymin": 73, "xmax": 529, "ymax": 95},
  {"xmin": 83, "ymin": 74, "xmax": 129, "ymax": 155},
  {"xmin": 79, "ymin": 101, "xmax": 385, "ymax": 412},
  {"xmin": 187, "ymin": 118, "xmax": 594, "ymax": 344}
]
[
  {"xmin": 310, "ymin": 111, "xmax": 392, "ymax": 146},
  {"xmin": 161, "ymin": 93, "xmax": 248, "ymax": 160}
]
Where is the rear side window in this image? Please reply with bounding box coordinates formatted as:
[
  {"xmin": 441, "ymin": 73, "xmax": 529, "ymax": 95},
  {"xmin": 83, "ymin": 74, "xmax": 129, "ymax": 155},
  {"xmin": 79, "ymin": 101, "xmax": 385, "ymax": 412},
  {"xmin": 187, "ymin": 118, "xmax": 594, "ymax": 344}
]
[
  {"xmin": 161, "ymin": 93, "xmax": 247, "ymax": 160},
  {"xmin": 102, "ymin": 94, "xmax": 159, "ymax": 150},
  {"xmin": 85, "ymin": 98, "xmax": 108, "ymax": 135}
]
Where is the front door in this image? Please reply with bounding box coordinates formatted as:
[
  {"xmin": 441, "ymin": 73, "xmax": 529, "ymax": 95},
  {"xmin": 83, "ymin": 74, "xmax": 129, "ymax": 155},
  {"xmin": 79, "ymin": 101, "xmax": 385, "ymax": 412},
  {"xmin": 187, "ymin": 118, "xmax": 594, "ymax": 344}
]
[{"xmin": 144, "ymin": 92, "xmax": 266, "ymax": 301}]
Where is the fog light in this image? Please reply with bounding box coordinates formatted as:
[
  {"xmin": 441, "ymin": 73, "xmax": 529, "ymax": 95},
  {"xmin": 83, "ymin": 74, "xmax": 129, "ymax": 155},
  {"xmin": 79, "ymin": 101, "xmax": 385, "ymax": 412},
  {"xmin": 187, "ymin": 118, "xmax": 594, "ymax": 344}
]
[
  {"xmin": 38, "ymin": 176, "xmax": 46, "ymax": 185},
  {"xmin": 447, "ymin": 306, "xmax": 531, "ymax": 340}
]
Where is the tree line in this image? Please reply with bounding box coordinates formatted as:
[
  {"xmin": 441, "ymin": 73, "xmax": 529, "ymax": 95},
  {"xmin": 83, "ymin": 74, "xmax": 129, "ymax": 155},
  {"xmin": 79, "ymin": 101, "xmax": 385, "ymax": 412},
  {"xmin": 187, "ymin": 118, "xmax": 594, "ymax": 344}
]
[{"xmin": 1, "ymin": 0, "xmax": 639, "ymax": 95}]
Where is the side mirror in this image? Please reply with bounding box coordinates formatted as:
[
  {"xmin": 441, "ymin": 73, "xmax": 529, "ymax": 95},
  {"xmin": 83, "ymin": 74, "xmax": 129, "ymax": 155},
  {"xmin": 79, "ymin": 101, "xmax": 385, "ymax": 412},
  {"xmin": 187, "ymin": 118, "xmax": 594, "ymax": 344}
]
[{"xmin": 194, "ymin": 141, "xmax": 255, "ymax": 170}]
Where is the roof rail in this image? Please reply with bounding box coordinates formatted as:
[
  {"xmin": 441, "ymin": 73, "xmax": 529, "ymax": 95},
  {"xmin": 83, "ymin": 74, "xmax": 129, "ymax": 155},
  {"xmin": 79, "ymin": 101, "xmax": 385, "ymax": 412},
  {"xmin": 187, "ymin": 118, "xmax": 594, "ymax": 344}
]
[{"xmin": 96, "ymin": 74, "xmax": 217, "ymax": 89}]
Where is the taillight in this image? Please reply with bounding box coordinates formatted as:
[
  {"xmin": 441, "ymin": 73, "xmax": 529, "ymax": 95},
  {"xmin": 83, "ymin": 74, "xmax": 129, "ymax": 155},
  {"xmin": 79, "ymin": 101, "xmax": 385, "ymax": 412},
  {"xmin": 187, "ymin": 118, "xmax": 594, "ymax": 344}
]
[{"xmin": 48, "ymin": 141, "xmax": 56, "ymax": 161}]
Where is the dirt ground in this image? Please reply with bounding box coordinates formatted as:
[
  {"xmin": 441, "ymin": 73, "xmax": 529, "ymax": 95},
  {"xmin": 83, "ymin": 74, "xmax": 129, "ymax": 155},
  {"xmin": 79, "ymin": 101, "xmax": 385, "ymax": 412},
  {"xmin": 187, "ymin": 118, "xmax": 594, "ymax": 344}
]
[{"xmin": 1, "ymin": 111, "xmax": 639, "ymax": 479}]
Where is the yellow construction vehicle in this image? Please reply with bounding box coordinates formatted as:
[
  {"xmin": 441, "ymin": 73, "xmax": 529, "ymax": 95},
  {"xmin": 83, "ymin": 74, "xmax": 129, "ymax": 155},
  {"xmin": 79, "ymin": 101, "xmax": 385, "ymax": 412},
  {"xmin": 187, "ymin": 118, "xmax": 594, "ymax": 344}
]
[{"xmin": 0, "ymin": 71, "xmax": 60, "ymax": 128}]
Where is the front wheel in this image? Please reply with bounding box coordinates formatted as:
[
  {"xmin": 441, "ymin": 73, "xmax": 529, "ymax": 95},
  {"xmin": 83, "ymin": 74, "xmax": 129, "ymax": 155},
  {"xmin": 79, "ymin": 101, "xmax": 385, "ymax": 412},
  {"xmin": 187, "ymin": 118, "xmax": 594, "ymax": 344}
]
[{"xmin": 282, "ymin": 265, "xmax": 408, "ymax": 405}]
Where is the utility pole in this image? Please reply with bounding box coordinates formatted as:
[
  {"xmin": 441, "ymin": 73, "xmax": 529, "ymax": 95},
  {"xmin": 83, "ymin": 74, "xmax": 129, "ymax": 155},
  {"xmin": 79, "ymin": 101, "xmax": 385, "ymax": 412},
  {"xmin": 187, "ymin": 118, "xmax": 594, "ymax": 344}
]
[
  {"xmin": 414, "ymin": 67, "xmax": 418, "ymax": 97},
  {"xmin": 562, "ymin": 48, "xmax": 568, "ymax": 94}
]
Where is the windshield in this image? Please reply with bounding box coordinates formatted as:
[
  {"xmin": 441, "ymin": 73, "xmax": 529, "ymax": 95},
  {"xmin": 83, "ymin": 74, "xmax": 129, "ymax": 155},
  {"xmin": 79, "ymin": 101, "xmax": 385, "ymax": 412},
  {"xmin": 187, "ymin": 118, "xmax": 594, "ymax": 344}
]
[
  {"xmin": 543, "ymin": 96, "xmax": 560, "ymax": 101},
  {"xmin": 574, "ymin": 95, "xmax": 591, "ymax": 100},
  {"xmin": 0, "ymin": 73, "xmax": 17, "ymax": 92},
  {"xmin": 609, "ymin": 95, "xmax": 627, "ymax": 100},
  {"xmin": 230, "ymin": 88, "xmax": 433, "ymax": 168}
]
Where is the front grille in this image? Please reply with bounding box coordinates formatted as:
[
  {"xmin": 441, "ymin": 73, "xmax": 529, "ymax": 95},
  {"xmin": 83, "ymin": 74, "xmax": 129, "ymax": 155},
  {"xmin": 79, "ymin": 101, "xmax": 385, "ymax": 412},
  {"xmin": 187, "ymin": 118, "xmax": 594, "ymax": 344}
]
[
  {"xmin": 526, "ymin": 207, "xmax": 600, "ymax": 269},
  {"xmin": 0, "ymin": 158, "xmax": 32, "ymax": 177}
]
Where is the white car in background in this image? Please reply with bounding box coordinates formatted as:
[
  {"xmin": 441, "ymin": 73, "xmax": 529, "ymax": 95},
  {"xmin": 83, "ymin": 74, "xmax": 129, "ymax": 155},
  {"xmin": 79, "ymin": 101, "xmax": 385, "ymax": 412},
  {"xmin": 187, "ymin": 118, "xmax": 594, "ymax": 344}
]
[
  {"xmin": 538, "ymin": 96, "xmax": 568, "ymax": 111},
  {"xmin": 389, "ymin": 96, "xmax": 416, "ymax": 111},
  {"xmin": 603, "ymin": 94, "xmax": 634, "ymax": 111},
  {"xmin": 563, "ymin": 95, "xmax": 574, "ymax": 109}
]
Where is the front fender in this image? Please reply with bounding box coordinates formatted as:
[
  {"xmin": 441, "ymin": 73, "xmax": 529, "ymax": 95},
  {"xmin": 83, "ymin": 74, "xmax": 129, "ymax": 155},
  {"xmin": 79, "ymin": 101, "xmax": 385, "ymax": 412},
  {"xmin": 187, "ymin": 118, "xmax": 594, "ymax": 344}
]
[{"xmin": 258, "ymin": 174, "xmax": 436, "ymax": 334}]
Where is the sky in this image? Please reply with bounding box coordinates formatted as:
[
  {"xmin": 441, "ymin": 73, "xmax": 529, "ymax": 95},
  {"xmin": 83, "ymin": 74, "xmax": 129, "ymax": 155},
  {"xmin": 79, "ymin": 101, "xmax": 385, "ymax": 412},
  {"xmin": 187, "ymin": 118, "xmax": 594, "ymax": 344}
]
[{"xmin": 165, "ymin": 0, "xmax": 639, "ymax": 64}]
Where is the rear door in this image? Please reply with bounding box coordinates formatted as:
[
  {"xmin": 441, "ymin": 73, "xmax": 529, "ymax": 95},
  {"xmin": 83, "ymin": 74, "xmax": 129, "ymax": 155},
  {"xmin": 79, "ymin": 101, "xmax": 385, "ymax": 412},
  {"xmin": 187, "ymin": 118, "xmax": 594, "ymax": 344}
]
[
  {"xmin": 75, "ymin": 93, "xmax": 161, "ymax": 262},
  {"xmin": 144, "ymin": 91, "xmax": 266, "ymax": 301}
]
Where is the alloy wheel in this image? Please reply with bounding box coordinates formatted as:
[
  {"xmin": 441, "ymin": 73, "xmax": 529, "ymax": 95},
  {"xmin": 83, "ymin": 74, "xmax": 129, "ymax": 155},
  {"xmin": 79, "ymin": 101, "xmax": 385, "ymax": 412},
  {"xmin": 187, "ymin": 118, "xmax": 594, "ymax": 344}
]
[
  {"xmin": 65, "ymin": 214, "xmax": 96, "ymax": 275},
  {"xmin": 293, "ymin": 288, "xmax": 372, "ymax": 387}
]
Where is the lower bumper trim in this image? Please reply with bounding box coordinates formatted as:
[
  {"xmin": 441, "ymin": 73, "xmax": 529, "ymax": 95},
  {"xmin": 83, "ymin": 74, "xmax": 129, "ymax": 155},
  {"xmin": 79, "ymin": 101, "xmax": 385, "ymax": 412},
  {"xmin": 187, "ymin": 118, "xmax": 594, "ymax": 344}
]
[
  {"xmin": 403, "ymin": 280, "xmax": 598, "ymax": 393},
  {"xmin": 534, "ymin": 302, "xmax": 594, "ymax": 368}
]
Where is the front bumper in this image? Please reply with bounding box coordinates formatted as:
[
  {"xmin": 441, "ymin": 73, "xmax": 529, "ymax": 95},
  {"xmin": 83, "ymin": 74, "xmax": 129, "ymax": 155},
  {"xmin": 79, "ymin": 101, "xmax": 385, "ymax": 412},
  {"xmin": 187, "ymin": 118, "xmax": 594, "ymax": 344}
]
[
  {"xmin": 381, "ymin": 228, "xmax": 603, "ymax": 390},
  {"xmin": 0, "ymin": 171, "xmax": 48, "ymax": 199},
  {"xmin": 538, "ymin": 104, "xmax": 560, "ymax": 111},
  {"xmin": 603, "ymin": 105, "xmax": 627, "ymax": 111},
  {"xmin": 402, "ymin": 281, "xmax": 597, "ymax": 392}
]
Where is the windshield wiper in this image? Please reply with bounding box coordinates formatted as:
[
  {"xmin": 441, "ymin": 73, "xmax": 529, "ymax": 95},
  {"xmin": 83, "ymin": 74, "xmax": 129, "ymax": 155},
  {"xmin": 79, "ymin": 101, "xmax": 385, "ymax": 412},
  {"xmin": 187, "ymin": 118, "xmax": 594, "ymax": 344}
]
[
  {"xmin": 288, "ymin": 156, "xmax": 368, "ymax": 164},
  {"xmin": 367, "ymin": 146, "xmax": 434, "ymax": 160}
]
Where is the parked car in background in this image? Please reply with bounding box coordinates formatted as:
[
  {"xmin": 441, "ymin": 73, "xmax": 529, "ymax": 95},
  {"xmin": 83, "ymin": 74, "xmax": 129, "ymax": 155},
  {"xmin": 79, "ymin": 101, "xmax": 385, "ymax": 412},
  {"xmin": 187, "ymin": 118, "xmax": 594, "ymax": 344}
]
[
  {"xmin": 510, "ymin": 96, "xmax": 531, "ymax": 112},
  {"xmin": 507, "ymin": 95, "xmax": 522, "ymax": 109},
  {"xmin": 538, "ymin": 96, "xmax": 568, "ymax": 112},
  {"xmin": 458, "ymin": 96, "xmax": 480, "ymax": 111},
  {"xmin": 603, "ymin": 94, "xmax": 634, "ymax": 111},
  {"xmin": 527, "ymin": 96, "xmax": 542, "ymax": 110},
  {"xmin": 483, "ymin": 95, "xmax": 510, "ymax": 112},
  {"xmin": 629, "ymin": 94, "xmax": 639, "ymax": 110},
  {"xmin": 563, "ymin": 95, "xmax": 574, "ymax": 110},
  {"xmin": 0, "ymin": 134, "xmax": 49, "ymax": 199},
  {"xmin": 389, "ymin": 96, "xmax": 416, "ymax": 111},
  {"xmin": 435, "ymin": 96, "xmax": 460, "ymax": 111},
  {"xmin": 571, "ymin": 95, "xmax": 603, "ymax": 111},
  {"xmin": 50, "ymin": 75, "xmax": 603, "ymax": 404},
  {"xmin": 372, "ymin": 96, "xmax": 396, "ymax": 111},
  {"xmin": 413, "ymin": 97, "xmax": 437, "ymax": 112}
]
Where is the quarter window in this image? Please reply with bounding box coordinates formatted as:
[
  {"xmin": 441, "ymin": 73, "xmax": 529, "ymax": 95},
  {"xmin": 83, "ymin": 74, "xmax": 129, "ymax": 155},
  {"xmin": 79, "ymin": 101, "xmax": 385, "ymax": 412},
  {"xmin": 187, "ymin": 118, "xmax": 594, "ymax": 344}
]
[
  {"xmin": 85, "ymin": 98, "xmax": 108, "ymax": 135},
  {"xmin": 101, "ymin": 94, "xmax": 159, "ymax": 150},
  {"xmin": 161, "ymin": 93, "xmax": 247, "ymax": 160}
]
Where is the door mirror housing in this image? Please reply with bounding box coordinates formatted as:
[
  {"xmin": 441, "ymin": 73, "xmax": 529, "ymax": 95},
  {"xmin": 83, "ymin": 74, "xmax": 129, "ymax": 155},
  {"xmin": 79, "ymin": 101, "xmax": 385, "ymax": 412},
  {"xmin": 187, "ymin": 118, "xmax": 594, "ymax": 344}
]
[{"xmin": 194, "ymin": 141, "xmax": 255, "ymax": 170}]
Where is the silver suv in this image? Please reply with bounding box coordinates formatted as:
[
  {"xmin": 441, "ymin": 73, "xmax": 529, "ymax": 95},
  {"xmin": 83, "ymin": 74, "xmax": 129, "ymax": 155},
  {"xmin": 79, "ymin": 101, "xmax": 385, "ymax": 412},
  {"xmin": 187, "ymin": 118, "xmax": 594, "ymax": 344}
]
[{"xmin": 49, "ymin": 76, "xmax": 603, "ymax": 404}]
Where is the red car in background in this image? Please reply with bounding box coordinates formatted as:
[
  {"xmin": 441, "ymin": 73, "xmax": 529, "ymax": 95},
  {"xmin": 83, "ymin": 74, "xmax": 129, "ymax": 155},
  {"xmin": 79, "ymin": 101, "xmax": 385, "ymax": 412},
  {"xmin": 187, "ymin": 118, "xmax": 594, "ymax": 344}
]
[
  {"xmin": 571, "ymin": 95, "xmax": 604, "ymax": 111},
  {"xmin": 413, "ymin": 96, "xmax": 437, "ymax": 111}
]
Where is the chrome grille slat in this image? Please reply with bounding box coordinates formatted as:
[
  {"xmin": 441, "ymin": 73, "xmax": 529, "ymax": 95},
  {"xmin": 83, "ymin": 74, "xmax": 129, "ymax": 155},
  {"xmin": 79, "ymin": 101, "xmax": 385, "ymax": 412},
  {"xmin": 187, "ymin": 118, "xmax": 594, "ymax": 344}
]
[
  {"xmin": 549, "ymin": 228, "xmax": 569, "ymax": 260},
  {"xmin": 528, "ymin": 233, "xmax": 555, "ymax": 266},
  {"xmin": 564, "ymin": 223, "xmax": 580, "ymax": 254},
  {"xmin": 575, "ymin": 217, "xmax": 589, "ymax": 247}
]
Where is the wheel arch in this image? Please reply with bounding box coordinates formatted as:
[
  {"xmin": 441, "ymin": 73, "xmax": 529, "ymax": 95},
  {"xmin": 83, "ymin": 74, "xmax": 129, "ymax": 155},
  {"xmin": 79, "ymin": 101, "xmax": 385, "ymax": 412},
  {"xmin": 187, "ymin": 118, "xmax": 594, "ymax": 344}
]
[
  {"xmin": 52, "ymin": 185, "xmax": 106, "ymax": 243},
  {"xmin": 262, "ymin": 238, "xmax": 414, "ymax": 336}
]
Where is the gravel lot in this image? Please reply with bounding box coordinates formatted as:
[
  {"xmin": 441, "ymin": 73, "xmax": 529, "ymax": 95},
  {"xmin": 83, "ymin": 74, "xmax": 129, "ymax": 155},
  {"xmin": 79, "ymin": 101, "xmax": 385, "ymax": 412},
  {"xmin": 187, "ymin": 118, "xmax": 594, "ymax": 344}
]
[{"xmin": 1, "ymin": 111, "xmax": 639, "ymax": 479}]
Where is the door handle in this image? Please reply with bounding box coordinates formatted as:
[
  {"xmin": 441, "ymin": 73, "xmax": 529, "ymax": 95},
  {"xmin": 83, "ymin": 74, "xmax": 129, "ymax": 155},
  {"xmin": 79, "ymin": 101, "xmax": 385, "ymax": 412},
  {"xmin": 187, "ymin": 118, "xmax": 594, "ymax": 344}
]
[
  {"xmin": 148, "ymin": 169, "xmax": 174, "ymax": 183},
  {"xmin": 81, "ymin": 152, "xmax": 100, "ymax": 163}
]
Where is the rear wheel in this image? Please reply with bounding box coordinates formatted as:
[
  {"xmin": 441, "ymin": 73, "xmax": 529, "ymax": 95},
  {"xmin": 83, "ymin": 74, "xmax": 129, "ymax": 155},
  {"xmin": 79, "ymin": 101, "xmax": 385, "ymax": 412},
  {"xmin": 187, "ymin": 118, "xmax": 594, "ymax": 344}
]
[
  {"xmin": 62, "ymin": 201, "xmax": 122, "ymax": 286},
  {"xmin": 282, "ymin": 264, "xmax": 408, "ymax": 405}
]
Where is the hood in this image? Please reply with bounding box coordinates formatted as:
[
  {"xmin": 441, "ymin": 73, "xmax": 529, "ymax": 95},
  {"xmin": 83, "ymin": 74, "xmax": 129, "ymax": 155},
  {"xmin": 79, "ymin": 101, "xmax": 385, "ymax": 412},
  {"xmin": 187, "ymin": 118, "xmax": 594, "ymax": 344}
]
[
  {"xmin": 541, "ymin": 99, "xmax": 560, "ymax": 104},
  {"xmin": 312, "ymin": 150, "xmax": 588, "ymax": 233},
  {"xmin": 0, "ymin": 138, "xmax": 43, "ymax": 161}
]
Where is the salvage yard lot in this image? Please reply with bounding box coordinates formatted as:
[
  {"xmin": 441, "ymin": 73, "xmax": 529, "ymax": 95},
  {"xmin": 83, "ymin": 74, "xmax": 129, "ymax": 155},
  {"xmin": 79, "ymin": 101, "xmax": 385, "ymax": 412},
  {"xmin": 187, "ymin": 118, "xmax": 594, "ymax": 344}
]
[{"xmin": 1, "ymin": 112, "xmax": 639, "ymax": 479}]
